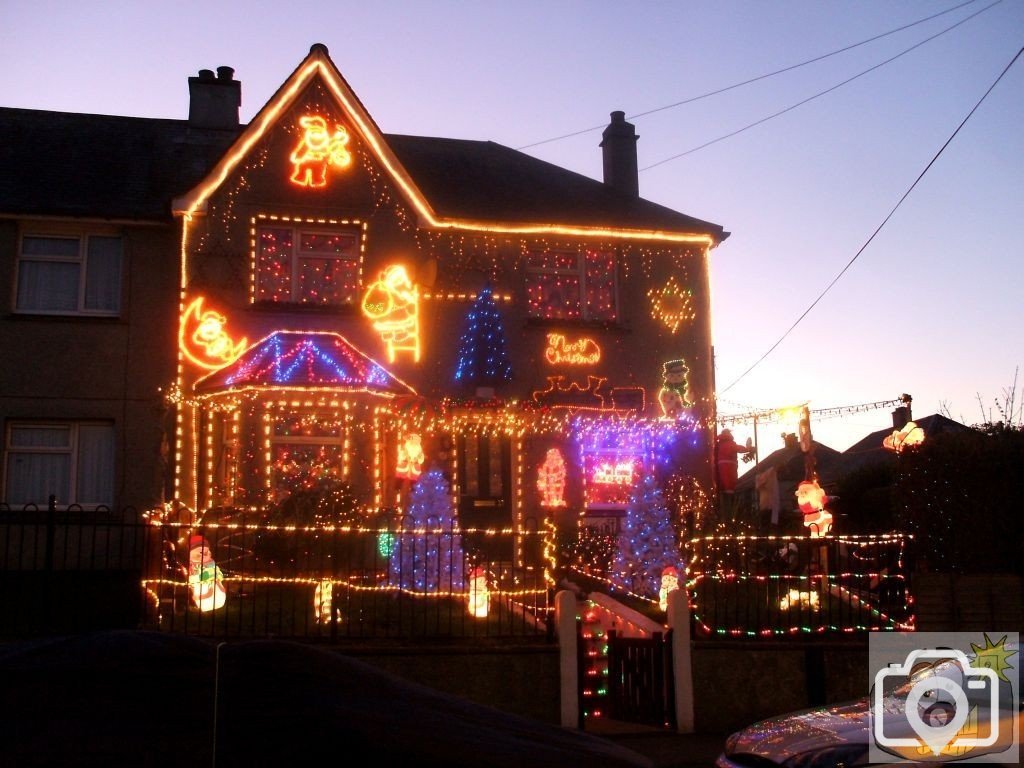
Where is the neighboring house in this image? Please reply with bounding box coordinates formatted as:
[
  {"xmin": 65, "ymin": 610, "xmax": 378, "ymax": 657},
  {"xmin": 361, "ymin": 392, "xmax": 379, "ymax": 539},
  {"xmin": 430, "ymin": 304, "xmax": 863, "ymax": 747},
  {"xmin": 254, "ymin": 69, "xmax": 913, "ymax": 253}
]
[
  {"xmin": 836, "ymin": 412, "xmax": 975, "ymax": 476},
  {"xmin": 734, "ymin": 438, "xmax": 842, "ymax": 527},
  {"xmin": 0, "ymin": 45, "xmax": 727, "ymax": 548}
]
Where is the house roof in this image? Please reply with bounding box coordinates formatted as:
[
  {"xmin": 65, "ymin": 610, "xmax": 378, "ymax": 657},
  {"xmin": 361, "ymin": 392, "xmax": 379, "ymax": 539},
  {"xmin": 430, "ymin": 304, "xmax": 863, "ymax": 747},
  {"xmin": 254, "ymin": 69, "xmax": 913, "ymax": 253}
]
[
  {"xmin": 194, "ymin": 331, "xmax": 416, "ymax": 397},
  {"xmin": 0, "ymin": 108, "xmax": 238, "ymax": 221},
  {"xmin": 0, "ymin": 47, "xmax": 727, "ymax": 240},
  {"xmin": 834, "ymin": 413, "xmax": 976, "ymax": 476},
  {"xmin": 385, "ymin": 134, "xmax": 725, "ymax": 235},
  {"xmin": 734, "ymin": 439, "xmax": 844, "ymax": 493}
]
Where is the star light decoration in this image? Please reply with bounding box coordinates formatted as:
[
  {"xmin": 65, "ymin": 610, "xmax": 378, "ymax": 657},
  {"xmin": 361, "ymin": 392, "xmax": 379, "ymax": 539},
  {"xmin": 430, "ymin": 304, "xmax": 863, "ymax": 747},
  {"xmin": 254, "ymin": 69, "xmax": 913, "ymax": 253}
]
[{"xmin": 648, "ymin": 276, "xmax": 695, "ymax": 334}]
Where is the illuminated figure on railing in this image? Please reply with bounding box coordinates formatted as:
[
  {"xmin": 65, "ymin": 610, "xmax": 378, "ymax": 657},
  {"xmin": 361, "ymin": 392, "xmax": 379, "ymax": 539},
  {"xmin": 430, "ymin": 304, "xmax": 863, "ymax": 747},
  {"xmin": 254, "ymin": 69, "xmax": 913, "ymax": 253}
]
[
  {"xmin": 361, "ymin": 265, "xmax": 420, "ymax": 362},
  {"xmin": 187, "ymin": 535, "xmax": 226, "ymax": 612},
  {"xmin": 289, "ymin": 115, "xmax": 351, "ymax": 188},
  {"xmin": 795, "ymin": 479, "xmax": 833, "ymax": 538}
]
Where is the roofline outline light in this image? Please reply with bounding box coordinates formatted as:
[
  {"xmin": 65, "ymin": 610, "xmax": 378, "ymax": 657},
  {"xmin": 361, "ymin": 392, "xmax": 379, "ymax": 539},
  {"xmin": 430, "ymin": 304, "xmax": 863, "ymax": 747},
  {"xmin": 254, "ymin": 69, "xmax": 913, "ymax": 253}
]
[{"xmin": 172, "ymin": 50, "xmax": 720, "ymax": 246}]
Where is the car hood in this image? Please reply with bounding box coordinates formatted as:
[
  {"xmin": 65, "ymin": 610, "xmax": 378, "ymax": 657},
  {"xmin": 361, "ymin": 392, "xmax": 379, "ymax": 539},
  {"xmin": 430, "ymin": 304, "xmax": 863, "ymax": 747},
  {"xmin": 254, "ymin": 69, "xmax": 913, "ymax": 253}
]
[{"xmin": 728, "ymin": 699, "xmax": 870, "ymax": 762}]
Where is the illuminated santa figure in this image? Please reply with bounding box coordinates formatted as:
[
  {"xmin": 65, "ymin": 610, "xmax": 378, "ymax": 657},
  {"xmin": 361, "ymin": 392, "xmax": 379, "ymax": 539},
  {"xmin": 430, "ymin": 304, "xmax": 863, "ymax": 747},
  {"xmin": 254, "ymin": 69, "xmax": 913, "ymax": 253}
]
[
  {"xmin": 289, "ymin": 115, "xmax": 351, "ymax": 188},
  {"xmin": 396, "ymin": 433, "xmax": 425, "ymax": 481},
  {"xmin": 187, "ymin": 535, "xmax": 226, "ymax": 612},
  {"xmin": 795, "ymin": 479, "xmax": 833, "ymax": 538},
  {"xmin": 361, "ymin": 265, "xmax": 420, "ymax": 362},
  {"xmin": 467, "ymin": 566, "xmax": 490, "ymax": 618},
  {"xmin": 536, "ymin": 448, "xmax": 567, "ymax": 507}
]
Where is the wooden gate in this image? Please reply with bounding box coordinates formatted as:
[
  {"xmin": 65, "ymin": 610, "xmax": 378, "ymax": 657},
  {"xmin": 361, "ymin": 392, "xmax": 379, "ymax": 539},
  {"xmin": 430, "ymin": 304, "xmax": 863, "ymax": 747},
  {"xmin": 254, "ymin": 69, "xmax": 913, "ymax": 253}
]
[{"xmin": 606, "ymin": 629, "xmax": 675, "ymax": 728}]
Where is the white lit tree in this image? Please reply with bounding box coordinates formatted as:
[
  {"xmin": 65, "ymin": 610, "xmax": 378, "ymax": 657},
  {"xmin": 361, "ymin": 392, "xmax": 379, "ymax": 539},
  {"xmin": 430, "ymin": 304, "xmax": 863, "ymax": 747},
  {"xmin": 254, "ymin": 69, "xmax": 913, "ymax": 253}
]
[
  {"xmin": 389, "ymin": 467, "xmax": 465, "ymax": 592},
  {"xmin": 612, "ymin": 473, "xmax": 681, "ymax": 600}
]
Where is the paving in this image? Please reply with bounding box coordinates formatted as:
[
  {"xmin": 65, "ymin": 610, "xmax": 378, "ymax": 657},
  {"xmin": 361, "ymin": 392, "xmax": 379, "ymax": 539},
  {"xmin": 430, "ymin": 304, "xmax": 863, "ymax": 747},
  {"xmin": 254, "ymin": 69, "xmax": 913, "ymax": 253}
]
[{"xmin": 586, "ymin": 719, "xmax": 726, "ymax": 768}]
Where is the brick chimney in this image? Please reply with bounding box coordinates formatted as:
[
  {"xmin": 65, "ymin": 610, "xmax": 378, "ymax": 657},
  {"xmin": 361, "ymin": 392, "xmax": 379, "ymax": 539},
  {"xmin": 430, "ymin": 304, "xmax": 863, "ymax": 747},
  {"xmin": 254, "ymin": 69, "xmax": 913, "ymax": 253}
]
[
  {"xmin": 188, "ymin": 66, "xmax": 240, "ymax": 129},
  {"xmin": 600, "ymin": 111, "xmax": 639, "ymax": 197}
]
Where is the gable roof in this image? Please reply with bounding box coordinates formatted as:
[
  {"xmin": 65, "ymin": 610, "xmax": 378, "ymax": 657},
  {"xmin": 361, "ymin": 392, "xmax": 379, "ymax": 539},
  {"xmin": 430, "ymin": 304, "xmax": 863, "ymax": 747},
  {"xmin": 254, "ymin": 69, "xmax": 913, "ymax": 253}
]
[
  {"xmin": 734, "ymin": 439, "xmax": 843, "ymax": 493},
  {"xmin": 0, "ymin": 44, "xmax": 727, "ymax": 242},
  {"xmin": 194, "ymin": 331, "xmax": 416, "ymax": 397},
  {"xmin": 834, "ymin": 413, "xmax": 976, "ymax": 476},
  {"xmin": 386, "ymin": 134, "xmax": 724, "ymax": 235}
]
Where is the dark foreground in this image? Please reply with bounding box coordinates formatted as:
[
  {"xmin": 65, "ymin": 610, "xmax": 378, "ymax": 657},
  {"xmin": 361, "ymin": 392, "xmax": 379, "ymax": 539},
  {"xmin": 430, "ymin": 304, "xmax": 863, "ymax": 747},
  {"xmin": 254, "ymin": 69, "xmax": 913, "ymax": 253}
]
[{"xmin": 0, "ymin": 631, "xmax": 651, "ymax": 768}]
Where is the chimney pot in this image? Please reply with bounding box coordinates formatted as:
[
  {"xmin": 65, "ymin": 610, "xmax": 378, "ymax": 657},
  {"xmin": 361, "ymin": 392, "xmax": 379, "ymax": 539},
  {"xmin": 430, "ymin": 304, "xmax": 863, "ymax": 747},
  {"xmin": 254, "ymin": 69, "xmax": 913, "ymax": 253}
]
[
  {"xmin": 600, "ymin": 110, "xmax": 639, "ymax": 198},
  {"xmin": 188, "ymin": 66, "xmax": 241, "ymax": 129}
]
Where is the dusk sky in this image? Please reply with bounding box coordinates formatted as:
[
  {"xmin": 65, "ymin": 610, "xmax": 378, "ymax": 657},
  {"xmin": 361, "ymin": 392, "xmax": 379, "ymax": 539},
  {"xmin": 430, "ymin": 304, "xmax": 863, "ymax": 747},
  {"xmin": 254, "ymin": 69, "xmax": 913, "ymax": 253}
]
[{"xmin": 3, "ymin": 0, "xmax": 1021, "ymax": 459}]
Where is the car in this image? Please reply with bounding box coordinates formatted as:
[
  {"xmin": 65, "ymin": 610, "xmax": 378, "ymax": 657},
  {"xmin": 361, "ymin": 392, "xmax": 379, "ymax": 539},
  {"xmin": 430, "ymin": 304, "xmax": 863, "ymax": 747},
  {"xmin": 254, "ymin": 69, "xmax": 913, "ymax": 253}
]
[{"xmin": 717, "ymin": 650, "xmax": 1021, "ymax": 768}]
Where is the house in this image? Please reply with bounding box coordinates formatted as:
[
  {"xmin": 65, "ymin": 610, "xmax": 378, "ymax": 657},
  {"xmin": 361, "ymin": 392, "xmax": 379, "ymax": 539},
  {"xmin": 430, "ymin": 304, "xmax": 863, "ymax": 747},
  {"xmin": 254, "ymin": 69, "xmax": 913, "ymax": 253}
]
[{"xmin": 0, "ymin": 45, "xmax": 727, "ymax": 561}]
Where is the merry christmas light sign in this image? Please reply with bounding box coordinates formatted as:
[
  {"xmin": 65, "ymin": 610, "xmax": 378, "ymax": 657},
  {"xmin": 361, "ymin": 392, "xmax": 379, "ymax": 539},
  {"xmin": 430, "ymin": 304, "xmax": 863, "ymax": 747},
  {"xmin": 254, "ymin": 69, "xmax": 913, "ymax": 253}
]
[{"xmin": 544, "ymin": 333, "xmax": 601, "ymax": 365}]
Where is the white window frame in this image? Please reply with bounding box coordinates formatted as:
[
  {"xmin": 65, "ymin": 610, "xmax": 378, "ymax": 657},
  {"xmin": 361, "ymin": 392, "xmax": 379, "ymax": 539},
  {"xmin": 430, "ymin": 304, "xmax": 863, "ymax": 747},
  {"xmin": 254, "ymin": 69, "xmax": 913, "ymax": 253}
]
[
  {"xmin": 3, "ymin": 421, "xmax": 116, "ymax": 508},
  {"xmin": 253, "ymin": 222, "xmax": 363, "ymax": 306},
  {"xmin": 525, "ymin": 249, "xmax": 619, "ymax": 322},
  {"xmin": 14, "ymin": 233, "xmax": 122, "ymax": 316},
  {"xmin": 263, "ymin": 411, "xmax": 348, "ymax": 499}
]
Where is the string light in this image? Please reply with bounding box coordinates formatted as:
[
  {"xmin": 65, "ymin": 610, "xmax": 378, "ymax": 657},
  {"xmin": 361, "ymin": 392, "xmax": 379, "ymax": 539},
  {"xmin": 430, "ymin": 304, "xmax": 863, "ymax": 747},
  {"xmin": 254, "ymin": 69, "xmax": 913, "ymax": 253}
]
[
  {"xmin": 453, "ymin": 285, "xmax": 513, "ymax": 386},
  {"xmin": 361, "ymin": 264, "xmax": 421, "ymax": 363},
  {"xmin": 648, "ymin": 276, "xmax": 695, "ymax": 334},
  {"xmin": 288, "ymin": 115, "xmax": 351, "ymax": 188},
  {"xmin": 178, "ymin": 296, "xmax": 247, "ymax": 370},
  {"xmin": 194, "ymin": 330, "xmax": 417, "ymax": 395}
]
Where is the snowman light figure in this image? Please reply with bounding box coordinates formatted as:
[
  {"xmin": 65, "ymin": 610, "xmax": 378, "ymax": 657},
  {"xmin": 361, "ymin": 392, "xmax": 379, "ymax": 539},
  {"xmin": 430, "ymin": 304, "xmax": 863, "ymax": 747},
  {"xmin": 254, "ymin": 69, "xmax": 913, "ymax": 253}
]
[
  {"xmin": 659, "ymin": 566, "xmax": 680, "ymax": 612},
  {"xmin": 467, "ymin": 567, "xmax": 490, "ymax": 619},
  {"xmin": 187, "ymin": 536, "xmax": 226, "ymax": 612}
]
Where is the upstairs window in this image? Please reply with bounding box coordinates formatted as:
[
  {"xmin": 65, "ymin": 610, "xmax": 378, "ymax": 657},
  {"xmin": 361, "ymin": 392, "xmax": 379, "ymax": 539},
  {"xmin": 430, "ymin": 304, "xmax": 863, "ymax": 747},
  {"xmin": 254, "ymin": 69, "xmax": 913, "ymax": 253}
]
[
  {"xmin": 16, "ymin": 235, "xmax": 122, "ymax": 315},
  {"xmin": 525, "ymin": 249, "xmax": 617, "ymax": 322},
  {"xmin": 255, "ymin": 224, "xmax": 362, "ymax": 306},
  {"xmin": 3, "ymin": 422, "xmax": 115, "ymax": 507}
]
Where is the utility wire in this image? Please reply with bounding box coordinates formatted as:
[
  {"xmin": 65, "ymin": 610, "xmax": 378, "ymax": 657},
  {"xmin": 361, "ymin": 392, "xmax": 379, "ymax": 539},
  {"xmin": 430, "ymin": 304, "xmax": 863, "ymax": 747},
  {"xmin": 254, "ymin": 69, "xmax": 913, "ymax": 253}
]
[
  {"xmin": 641, "ymin": 0, "xmax": 1001, "ymax": 171},
  {"xmin": 720, "ymin": 44, "xmax": 1024, "ymax": 395},
  {"xmin": 515, "ymin": 0, "xmax": 982, "ymax": 150}
]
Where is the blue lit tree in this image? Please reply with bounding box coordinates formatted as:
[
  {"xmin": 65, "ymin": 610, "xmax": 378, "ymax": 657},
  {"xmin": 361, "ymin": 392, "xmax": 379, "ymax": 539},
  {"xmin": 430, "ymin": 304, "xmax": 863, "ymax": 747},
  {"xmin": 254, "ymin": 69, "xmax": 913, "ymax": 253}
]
[
  {"xmin": 453, "ymin": 285, "xmax": 512, "ymax": 388},
  {"xmin": 389, "ymin": 468, "xmax": 465, "ymax": 592},
  {"xmin": 612, "ymin": 473, "xmax": 681, "ymax": 600}
]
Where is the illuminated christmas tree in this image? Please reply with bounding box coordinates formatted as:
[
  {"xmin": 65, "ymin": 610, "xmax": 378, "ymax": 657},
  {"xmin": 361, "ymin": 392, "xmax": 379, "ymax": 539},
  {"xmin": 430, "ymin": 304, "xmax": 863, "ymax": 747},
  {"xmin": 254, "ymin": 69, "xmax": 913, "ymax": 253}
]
[
  {"xmin": 612, "ymin": 473, "xmax": 681, "ymax": 601},
  {"xmin": 389, "ymin": 468, "xmax": 465, "ymax": 592},
  {"xmin": 453, "ymin": 285, "xmax": 512, "ymax": 388}
]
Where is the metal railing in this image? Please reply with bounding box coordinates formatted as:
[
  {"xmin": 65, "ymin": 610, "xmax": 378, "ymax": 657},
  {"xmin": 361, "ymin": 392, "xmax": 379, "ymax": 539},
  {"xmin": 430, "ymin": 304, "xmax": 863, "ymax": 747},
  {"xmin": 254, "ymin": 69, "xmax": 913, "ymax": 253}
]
[
  {"xmin": 685, "ymin": 533, "xmax": 914, "ymax": 637},
  {"xmin": 0, "ymin": 501, "xmax": 552, "ymax": 641}
]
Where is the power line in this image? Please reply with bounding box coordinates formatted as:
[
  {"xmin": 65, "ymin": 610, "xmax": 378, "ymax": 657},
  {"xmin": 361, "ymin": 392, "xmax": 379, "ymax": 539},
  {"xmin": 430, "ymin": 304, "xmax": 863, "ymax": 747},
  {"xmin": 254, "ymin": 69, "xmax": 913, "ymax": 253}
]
[
  {"xmin": 515, "ymin": 0, "xmax": 982, "ymax": 151},
  {"xmin": 720, "ymin": 43, "xmax": 1024, "ymax": 395},
  {"xmin": 640, "ymin": 0, "xmax": 1001, "ymax": 171}
]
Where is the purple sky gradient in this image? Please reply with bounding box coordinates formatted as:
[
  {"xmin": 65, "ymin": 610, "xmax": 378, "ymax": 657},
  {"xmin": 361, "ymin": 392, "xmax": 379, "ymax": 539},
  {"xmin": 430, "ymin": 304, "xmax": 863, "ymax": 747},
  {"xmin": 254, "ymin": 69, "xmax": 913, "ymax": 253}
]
[{"xmin": 2, "ymin": 0, "xmax": 1021, "ymax": 460}]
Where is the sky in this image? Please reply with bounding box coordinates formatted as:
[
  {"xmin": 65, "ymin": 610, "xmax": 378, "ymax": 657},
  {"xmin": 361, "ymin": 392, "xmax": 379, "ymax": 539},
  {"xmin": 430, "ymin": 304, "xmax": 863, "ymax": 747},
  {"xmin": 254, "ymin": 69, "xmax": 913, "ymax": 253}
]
[{"xmin": 2, "ymin": 0, "xmax": 1022, "ymax": 460}]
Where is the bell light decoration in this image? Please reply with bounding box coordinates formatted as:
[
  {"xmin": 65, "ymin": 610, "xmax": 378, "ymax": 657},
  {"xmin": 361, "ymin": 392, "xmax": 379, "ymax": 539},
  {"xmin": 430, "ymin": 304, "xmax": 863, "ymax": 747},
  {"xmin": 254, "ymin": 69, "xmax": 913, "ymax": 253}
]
[
  {"xmin": 467, "ymin": 566, "xmax": 490, "ymax": 619},
  {"xmin": 187, "ymin": 535, "xmax": 226, "ymax": 612}
]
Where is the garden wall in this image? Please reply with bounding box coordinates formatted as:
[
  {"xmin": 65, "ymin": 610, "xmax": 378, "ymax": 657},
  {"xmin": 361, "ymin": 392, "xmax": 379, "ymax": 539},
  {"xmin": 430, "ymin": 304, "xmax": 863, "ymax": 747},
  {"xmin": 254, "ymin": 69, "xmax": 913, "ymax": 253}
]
[{"xmin": 346, "ymin": 643, "xmax": 560, "ymax": 724}]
